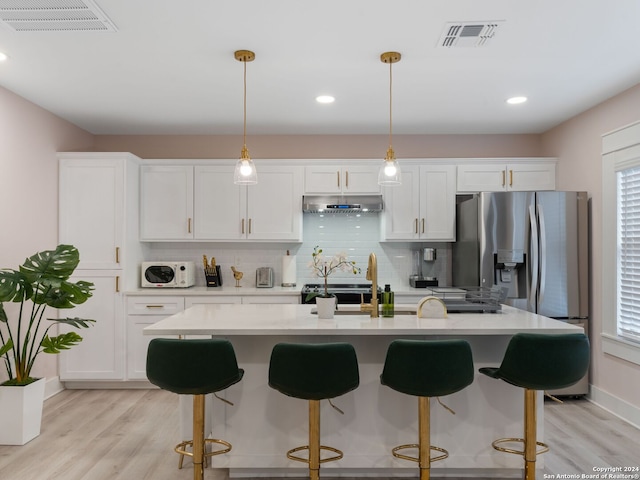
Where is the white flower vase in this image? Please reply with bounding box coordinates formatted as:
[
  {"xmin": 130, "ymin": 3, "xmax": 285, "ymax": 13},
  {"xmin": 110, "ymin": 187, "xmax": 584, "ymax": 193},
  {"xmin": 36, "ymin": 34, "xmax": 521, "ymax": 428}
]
[
  {"xmin": 0, "ymin": 377, "xmax": 46, "ymax": 445},
  {"xmin": 316, "ymin": 296, "xmax": 336, "ymax": 319}
]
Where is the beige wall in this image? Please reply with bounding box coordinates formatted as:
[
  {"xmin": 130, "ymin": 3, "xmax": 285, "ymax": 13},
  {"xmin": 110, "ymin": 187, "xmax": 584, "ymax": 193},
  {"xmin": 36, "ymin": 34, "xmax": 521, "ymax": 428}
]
[
  {"xmin": 0, "ymin": 86, "xmax": 94, "ymax": 382},
  {"xmin": 542, "ymin": 83, "xmax": 640, "ymax": 413},
  {"xmin": 93, "ymin": 133, "xmax": 542, "ymax": 159}
]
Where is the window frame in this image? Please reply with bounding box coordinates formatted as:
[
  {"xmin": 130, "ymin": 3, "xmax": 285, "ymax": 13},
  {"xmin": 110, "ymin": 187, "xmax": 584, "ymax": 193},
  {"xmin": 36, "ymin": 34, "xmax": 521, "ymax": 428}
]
[{"xmin": 602, "ymin": 121, "xmax": 640, "ymax": 366}]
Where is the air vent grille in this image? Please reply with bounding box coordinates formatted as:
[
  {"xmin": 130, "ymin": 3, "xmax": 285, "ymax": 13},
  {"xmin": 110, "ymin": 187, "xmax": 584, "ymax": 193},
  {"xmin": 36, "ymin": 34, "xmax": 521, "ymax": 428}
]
[
  {"xmin": 439, "ymin": 21, "xmax": 503, "ymax": 48},
  {"xmin": 0, "ymin": 0, "xmax": 116, "ymax": 32}
]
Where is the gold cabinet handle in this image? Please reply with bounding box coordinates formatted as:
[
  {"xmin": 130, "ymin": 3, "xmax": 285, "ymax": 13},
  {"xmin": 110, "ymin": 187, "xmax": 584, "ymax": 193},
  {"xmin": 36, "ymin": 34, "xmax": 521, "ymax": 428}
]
[
  {"xmin": 248, "ymin": 218, "xmax": 252, "ymax": 234},
  {"xmin": 345, "ymin": 171, "xmax": 349, "ymax": 188},
  {"xmin": 145, "ymin": 305, "xmax": 165, "ymax": 309},
  {"xmin": 241, "ymin": 218, "xmax": 245, "ymax": 234},
  {"xmin": 115, "ymin": 247, "xmax": 120, "ymax": 264},
  {"xmin": 337, "ymin": 171, "xmax": 340, "ymax": 188},
  {"xmin": 115, "ymin": 276, "xmax": 120, "ymax": 293},
  {"xmin": 509, "ymin": 169, "xmax": 513, "ymax": 187},
  {"xmin": 188, "ymin": 218, "xmax": 192, "ymax": 234},
  {"xmin": 502, "ymin": 170, "xmax": 506, "ymax": 187},
  {"xmin": 422, "ymin": 218, "xmax": 425, "ymax": 234},
  {"xmin": 414, "ymin": 218, "xmax": 418, "ymax": 234}
]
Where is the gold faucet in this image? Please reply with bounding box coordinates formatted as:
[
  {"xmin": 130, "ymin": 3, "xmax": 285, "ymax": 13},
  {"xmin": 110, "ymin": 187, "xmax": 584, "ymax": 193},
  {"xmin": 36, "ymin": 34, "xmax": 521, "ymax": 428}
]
[{"xmin": 360, "ymin": 253, "xmax": 379, "ymax": 318}]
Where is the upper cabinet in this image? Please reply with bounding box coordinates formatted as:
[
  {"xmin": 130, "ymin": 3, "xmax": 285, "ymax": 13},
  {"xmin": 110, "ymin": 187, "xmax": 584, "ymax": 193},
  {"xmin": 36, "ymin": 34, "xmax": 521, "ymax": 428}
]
[
  {"xmin": 304, "ymin": 165, "xmax": 380, "ymax": 194},
  {"xmin": 140, "ymin": 163, "xmax": 303, "ymax": 242},
  {"xmin": 456, "ymin": 160, "xmax": 556, "ymax": 192},
  {"xmin": 381, "ymin": 164, "xmax": 457, "ymax": 242},
  {"xmin": 194, "ymin": 165, "xmax": 303, "ymax": 241}
]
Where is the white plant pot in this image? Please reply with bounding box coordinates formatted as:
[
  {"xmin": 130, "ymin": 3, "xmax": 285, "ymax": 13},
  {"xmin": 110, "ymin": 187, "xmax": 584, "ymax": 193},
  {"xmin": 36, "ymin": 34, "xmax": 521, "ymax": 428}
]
[
  {"xmin": 316, "ymin": 296, "xmax": 336, "ymax": 319},
  {"xmin": 0, "ymin": 377, "xmax": 46, "ymax": 445}
]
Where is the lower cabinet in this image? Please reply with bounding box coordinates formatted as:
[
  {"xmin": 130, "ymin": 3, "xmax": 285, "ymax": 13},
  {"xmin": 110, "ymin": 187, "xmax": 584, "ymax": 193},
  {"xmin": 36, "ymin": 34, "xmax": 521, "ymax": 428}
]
[
  {"xmin": 59, "ymin": 271, "xmax": 125, "ymax": 381},
  {"xmin": 126, "ymin": 296, "xmax": 184, "ymax": 380}
]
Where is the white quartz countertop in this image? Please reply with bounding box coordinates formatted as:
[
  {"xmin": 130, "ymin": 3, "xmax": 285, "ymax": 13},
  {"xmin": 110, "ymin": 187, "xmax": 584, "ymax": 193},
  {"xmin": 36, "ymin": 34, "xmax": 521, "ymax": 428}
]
[
  {"xmin": 143, "ymin": 303, "xmax": 583, "ymax": 336},
  {"xmin": 126, "ymin": 286, "xmax": 302, "ymax": 296}
]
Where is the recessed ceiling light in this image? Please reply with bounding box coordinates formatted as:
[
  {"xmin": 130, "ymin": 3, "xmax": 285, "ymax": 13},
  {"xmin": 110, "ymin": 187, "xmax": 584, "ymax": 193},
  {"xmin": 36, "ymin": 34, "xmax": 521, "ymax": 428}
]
[
  {"xmin": 507, "ymin": 96, "xmax": 528, "ymax": 105},
  {"xmin": 316, "ymin": 95, "xmax": 335, "ymax": 104},
  {"xmin": 0, "ymin": 52, "xmax": 8, "ymax": 62}
]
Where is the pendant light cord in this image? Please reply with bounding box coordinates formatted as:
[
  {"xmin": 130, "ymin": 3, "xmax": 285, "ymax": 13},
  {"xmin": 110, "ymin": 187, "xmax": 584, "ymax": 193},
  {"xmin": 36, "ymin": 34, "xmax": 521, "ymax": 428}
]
[
  {"xmin": 243, "ymin": 59, "xmax": 247, "ymax": 148},
  {"xmin": 388, "ymin": 59, "xmax": 393, "ymax": 150}
]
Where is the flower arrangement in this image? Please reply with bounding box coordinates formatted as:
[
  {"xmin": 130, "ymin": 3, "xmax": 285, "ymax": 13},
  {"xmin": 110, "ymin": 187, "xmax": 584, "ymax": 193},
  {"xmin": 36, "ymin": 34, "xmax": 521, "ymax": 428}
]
[{"xmin": 306, "ymin": 245, "xmax": 361, "ymax": 300}]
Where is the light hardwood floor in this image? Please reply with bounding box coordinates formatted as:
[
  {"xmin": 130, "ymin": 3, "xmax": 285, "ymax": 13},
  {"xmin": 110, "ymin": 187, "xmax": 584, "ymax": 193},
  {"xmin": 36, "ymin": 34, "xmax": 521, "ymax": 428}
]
[{"xmin": 0, "ymin": 389, "xmax": 639, "ymax": 480}]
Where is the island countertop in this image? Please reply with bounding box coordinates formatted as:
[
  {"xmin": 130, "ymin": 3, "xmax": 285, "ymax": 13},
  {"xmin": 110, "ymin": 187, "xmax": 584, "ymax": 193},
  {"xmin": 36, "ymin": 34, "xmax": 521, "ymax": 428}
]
[{"xmin": 143, "ymin": 303, "xmax": 583, "ymax": 336}]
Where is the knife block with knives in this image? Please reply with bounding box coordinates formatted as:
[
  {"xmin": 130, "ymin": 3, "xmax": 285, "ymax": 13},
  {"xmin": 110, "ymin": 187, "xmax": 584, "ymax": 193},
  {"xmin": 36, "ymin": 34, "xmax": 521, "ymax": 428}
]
[{"xmin": 203, "ymin": 255, "xmax": 223, "ymax": 287}]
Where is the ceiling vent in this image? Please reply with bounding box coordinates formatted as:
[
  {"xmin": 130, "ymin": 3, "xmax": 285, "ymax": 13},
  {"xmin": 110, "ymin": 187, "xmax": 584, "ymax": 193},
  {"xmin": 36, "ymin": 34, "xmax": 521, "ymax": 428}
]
[
  {"xmin": 439, "ymin": 21, "xmax": 503, "ymax": 48},
  {"xmin": 0, "ymin": 0, "xmax": 117, "ymax": 32}
]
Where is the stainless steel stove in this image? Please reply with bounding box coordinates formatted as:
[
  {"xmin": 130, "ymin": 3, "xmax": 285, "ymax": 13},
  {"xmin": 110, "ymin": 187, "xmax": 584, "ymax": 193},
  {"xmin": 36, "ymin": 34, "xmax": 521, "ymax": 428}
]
[{"xmin": 301, "ymin": 283, "xmax": 381, "ymax": 304}]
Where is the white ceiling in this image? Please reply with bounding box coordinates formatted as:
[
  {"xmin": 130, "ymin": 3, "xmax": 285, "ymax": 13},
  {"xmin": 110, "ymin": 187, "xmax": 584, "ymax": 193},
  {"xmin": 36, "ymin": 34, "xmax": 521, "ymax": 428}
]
[{"xmin": 1, "ymin": 0, "xmax": 639, "ymax": 136}]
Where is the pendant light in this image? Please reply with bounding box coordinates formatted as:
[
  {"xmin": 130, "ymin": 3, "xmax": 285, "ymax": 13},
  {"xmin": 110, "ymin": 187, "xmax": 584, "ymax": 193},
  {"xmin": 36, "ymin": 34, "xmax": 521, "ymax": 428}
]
[
  {"xmin": 234, "ymin": 50, "xmax": 258, "ymax": 185},
  {"xmin": 378, "ymin": 51, "xmax": 402, "ymax": 186}
]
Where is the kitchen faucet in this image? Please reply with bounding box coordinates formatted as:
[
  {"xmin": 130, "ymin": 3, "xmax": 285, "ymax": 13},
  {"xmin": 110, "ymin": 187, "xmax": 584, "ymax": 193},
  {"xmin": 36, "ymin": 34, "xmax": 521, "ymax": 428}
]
[{"xmin": 360, "ymin": 253, "xmax": 379, "ymax": 318}]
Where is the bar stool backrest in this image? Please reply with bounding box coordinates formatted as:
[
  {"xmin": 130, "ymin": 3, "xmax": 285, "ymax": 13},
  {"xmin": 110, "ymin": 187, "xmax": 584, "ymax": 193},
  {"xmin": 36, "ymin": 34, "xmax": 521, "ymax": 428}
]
[
  {"xmin": 146, "ymin": 338, "xmax": 244, "ymax": 395},
  {"xmin": 268, "ymin": 342, "xmax": 360, "ymax": 400},
  {"xmin": 381, "ymin": 339, "xmax": 474, "ymax": 397},
  {"xmin": 491, "ymin": 333, "xmax": 590, "ymax": 390}
]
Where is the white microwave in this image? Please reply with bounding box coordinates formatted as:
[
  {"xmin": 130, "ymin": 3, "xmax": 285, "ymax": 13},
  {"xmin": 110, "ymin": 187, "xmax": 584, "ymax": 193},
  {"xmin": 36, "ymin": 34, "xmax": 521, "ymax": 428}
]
[{"xmin": 141, "ymin": 261, "xmax": 196, "ymax": 288}]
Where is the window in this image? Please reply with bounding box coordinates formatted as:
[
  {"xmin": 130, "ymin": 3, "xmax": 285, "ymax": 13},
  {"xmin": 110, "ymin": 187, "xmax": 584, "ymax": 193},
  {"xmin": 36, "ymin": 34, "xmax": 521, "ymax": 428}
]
[{"xmin": 602, "ymin": 121, "xmax": 640, "ymax": 366}]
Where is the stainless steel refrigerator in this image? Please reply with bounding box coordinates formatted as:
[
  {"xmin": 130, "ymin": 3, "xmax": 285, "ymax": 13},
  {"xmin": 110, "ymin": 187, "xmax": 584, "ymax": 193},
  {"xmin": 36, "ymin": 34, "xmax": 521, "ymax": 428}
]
[{"xmin": 453, "ymin": 191, "xmax": 590, "ymax": 395}]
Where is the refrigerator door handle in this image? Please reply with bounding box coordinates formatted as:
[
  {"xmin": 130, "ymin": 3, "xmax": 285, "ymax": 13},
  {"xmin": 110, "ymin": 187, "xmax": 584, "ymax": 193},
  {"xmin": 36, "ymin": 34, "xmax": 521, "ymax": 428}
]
[
  {"xmin": 529, "ymin": 204, "xmax": 539, "ymax": 311},
  {"xmin": 538, "ymin": 203, "xmax": 547, "ymax": 306}
]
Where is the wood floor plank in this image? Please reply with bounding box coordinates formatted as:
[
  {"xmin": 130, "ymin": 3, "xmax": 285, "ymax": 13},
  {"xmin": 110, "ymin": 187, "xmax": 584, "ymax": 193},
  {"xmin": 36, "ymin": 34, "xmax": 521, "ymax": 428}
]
[{"xmin": 0, "ymin": 390, "xmax": 638, "ymax": 479}]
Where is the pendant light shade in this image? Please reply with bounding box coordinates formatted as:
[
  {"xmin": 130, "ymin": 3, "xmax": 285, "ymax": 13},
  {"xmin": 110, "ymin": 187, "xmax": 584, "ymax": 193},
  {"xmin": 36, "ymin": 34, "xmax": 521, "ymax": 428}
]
[
  {"xmin": 378, "ymin": 51, "xmax": 402, "ymax": 186},
  {"xmin": 234, "ymin": 50, "xmax": 257, "ymax": 185}
]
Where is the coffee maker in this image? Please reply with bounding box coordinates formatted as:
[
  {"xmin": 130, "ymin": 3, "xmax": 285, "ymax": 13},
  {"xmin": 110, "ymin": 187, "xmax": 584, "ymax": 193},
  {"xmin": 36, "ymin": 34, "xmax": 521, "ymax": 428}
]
[{"xmin": 409, "ymin": 248, "xmax": 439, "ymax": 288}]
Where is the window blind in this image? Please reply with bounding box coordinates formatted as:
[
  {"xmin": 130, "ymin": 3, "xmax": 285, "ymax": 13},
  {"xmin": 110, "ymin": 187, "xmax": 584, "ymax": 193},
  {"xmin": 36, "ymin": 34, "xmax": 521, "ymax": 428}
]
[{"xmin": 617, "ymin": 165, "xmax": 640, "ymax": 341}]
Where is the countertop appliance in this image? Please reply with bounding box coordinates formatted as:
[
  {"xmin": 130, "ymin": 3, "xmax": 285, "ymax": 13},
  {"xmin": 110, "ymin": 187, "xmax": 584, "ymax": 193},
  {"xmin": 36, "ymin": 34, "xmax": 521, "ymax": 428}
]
[
  {"xmin": 301, "ymin": 283, "xmax": 382, "ymax": 304},
  {"xmin": 452, "ymin": 191, "xmax": 589, "ymax": 395},
  {"xmin": 141, "ymin": 261, "xmax": 196, "ymax": 288},
  {"xmin": 256, "ymin": 267, "xmax": 274, "ymax": 288}
]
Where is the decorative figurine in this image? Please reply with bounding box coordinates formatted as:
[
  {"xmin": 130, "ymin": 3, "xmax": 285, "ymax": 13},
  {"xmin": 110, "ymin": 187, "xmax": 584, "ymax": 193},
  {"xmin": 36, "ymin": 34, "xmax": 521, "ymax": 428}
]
[{"xmin": 231, "ymin": 266, "xmax": 243, "ymax": 287}]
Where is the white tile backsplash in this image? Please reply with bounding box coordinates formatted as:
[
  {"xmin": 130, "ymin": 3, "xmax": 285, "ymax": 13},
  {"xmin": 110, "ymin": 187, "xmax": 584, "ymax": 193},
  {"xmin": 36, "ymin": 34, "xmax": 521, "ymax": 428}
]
[{"xmin": 143, "ymin": 213, "xmax": 451, "ymax": 289}]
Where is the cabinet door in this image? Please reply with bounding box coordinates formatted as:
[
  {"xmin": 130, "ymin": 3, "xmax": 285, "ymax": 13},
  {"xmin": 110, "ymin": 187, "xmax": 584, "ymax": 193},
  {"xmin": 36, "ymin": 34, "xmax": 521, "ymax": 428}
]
[
  {"xmin": 304, "ymin": 166, "xmax": 342, "ymax": 193},
  {"xmin": 247, "ymin": 166, "xmax": 303, "ymax": 241},
  {"xmin": 194, "ymin": 166, "xmax": 245, "ymax": 240},
  {"xmin": 126, "ymin": 296, "xmax": 184, "ymax": 380},
  {"xmin": 420, "ymin": 165, "xmax": 456, "ymax": 241},
  {"xmin": 342, "ymin": 166, "xmax": 381, "ymax": 193},
  {"xmin": 381, "ymin": 165, "xmax": 421, "ymax": 240},
  {"xmin": 456, "ymin": 164, "xmax": 507, "ymax": 192},
  {"xmin": 59, "ymin": 158, "xmax": 123, "ymax": 269},
  {"xmin": 508, "ymin": 163, "xmax": 556, "ymax": 191},
  {"xmin": 140, "ymin": 165, "xmax": 194, "ymax": 240},
  {"xmin": 59, "ymin": 271, "xmax": 124, "ymax": 381}
]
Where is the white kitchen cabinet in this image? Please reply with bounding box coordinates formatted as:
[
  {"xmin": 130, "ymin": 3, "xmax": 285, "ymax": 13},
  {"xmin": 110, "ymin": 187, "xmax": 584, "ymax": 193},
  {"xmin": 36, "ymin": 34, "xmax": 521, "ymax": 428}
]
[
  {"xmin": 140, "ymin": 165, "xmax": 194, "ymax": 240},
  {"xmin": 456, "ymin": 162, "xmax": 556, "ymax": 192},
  {"xmin": 58, "ymin": 271, "xmax": 125, "ymax": 381},
  {"xmin": 59, "ymin": 153, "xmax": 142, "ymax": 271},
  {"xmin": 126, "ymin": 296, "xmax": 184, "ymax": 380},
  {"xmin": 194, "ymin": 165, "xmax": 304, "ymax": 241},
  {"xmin": 242, "ymin": 295, "xmax": 300, "ymax": 304},
  {"xmin": 381, "ymin": 165, "xmax": 456, "ymax": 241},
  {"xmin": 185, "ymin": 296, "xmax": 242, "ymax": 308},
  {"xmin": 58, "ymin": 152, "xmax": 143, "ymax": 382},
  {"xmin": 304, "ymin": 165, "xmax": 380, "ymax": 194}
]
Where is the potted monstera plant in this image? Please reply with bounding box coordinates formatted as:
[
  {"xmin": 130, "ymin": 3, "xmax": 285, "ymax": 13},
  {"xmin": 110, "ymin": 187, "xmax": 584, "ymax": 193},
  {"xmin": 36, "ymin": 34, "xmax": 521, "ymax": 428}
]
[{"xmin": 0, "ymin": 244, "xmax": 95, "ymax": 445}]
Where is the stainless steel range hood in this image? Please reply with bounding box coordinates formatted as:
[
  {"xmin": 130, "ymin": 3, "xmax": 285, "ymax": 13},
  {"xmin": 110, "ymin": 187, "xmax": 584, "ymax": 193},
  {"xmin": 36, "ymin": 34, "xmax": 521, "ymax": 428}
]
[{"xmin": 302, "ymin": 195, "xmax": 383, "ymax": 213}]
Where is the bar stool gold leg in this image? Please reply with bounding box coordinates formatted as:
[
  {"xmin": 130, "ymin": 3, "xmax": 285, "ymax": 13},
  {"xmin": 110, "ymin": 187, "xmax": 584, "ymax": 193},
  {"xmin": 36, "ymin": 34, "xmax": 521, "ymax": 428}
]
[
  {"xmin": 309, "ymin": 400, "xmax": 320, "ymax": 480},
  {"xmin": 419, "ymin": 396, "xmax": 430, "ymax": 480},
  {"xmin": 524, "ymin": 389, "xmax": 537, "ymax": 480},
  {"xmin": 193, "ymin": 394, "xmax": 205, "ymax": 480}
]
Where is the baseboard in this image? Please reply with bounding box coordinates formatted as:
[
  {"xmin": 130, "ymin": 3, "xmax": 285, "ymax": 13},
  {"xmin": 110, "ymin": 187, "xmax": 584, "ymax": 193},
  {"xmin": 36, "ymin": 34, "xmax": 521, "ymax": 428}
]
[
  {"xmin": 589, "ymin": 385, "xmax": 640, "ymax": 430},
  {"xmin": 44, "ymin": 376, "xmax": 64, "ymax": 400}
]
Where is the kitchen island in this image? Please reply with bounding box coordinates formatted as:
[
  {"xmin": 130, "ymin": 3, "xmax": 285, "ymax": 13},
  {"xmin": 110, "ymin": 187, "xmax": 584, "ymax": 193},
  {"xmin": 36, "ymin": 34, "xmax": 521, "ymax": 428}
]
[{"xmin": 144, "ymin": 303, "xmax": 583, "ymax": 478}]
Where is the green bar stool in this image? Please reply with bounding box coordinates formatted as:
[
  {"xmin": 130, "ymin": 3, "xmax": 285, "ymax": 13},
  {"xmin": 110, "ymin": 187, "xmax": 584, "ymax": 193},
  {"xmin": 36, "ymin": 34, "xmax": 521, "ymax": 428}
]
[
  {"xmin": 380, "ymin": 339, "xmax": 474, "ymax": 480},
  {"xmin": 268, "ymin": 342, "xmax": 360, "ymax": 480},
  {"xmin": 479, "ymin": 332, "xmax": 590, "ymax": 480},
  {"xmin": 146, "ymin": 338, "xmax": 244, "ymax": 480}
]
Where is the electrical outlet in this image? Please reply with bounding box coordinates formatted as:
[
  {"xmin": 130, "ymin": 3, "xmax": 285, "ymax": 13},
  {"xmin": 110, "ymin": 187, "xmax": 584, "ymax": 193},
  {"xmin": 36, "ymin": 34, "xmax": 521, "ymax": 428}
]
[{"xmin": 234, "ymin": 256, "xmax": 242, "ymax": 267}]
